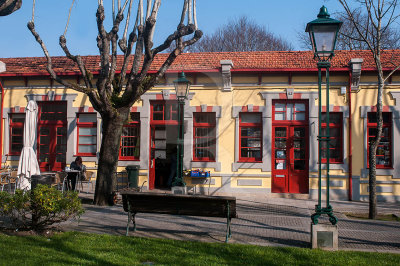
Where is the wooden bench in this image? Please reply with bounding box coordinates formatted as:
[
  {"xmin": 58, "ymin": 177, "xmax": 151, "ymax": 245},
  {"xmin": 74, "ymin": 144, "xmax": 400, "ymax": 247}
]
[{"xmin": 120, "ymin": 189, "xmax": 237, "ymax": 242}]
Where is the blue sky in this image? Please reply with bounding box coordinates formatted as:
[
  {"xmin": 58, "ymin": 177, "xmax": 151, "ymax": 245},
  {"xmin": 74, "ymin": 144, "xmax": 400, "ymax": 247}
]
[{"xmin": 0, "ymin": 0, "xmax": 342, "ymax": 58}]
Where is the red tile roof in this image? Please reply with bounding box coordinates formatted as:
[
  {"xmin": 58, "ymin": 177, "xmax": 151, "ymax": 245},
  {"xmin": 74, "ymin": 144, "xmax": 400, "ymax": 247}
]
[{"xmin": 0, "ymin": 50, "xmax": 399, "ymax": 76}]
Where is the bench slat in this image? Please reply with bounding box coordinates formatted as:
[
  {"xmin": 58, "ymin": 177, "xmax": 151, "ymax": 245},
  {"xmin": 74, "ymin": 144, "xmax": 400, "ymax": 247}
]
[{"xmin": 121, "ymin": 192, "xmax": 237, "ymax": 218}]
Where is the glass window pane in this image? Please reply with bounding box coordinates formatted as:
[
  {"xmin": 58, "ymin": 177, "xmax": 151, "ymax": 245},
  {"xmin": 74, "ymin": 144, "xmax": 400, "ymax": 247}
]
[
  {"xmin": 275, "ymin": 140, "xmax": 286, "ymax": 149},
  {"xmin": 276, "ymin": 150, "xmax": 286, "ymax": 159},
  {"xmin": 11, "ymin": 114, "xmax": 25, "ymax": 123},
  {"xmin": 79, "ymin": 145, "xmax": 96, "ymax": 154},
  {"xmin": 295, "ymin": 103, "xmax": 305, "ymax": 112},
  {"xmin": 330, "ymin": 128, "xmax": 340, "ymax": 137},
  {"xmin": 275, "ymin": 128, "xmax": 286, "ymax": 137},
  {"xmin": 295, "ymin": 112, "xmax": 305, "ymax": 121},
  {"xmin": 57, "ymin": 136, "xmax": 67, "ymax": 145},
  {"xmin": 79, "ymin": 136, "xmax": 97, "ymax": 144},
  {"xmin": 241, "ymin": 113, "xmax": 261, "ymax": 123},
  {"xmin": 154, "ymin": 104, "xmax": 163, "ymax": 111},
  {"xmin": 294, "ymin": 150, "xmax": 305, "ymax": 159},
  {"xmin": 383, "ymin": 113, "xmax": 391, "ymax": 123},
  {"xmin": 275, "ymin": 103, "xmax": 285, "ymax": 112},
  {"xmin": 275, "ymin": 112, "xmax": 285, "ymax": 121},
  {"xmin": 40, "ymin": 127, "xmax": 50, "ymax": 135},
  {"xmin": 39, "ymin": 145, "xmax": 49, "ymax": 153},
  {"xmin": 294, "ymin": 128, "xmax": 305, "ymax": 138},
  {"xmin": 80, "ymin": 127, "xmax": 97, "ymax": 135},
  {"xmin": 130, "ymin": 112, "xmax": 140, "ymax": 122},
  {"xmin": 56, "ymin": 145, "xmax": 67, "ymax": 153},
  {"xmin": 369, "ymin": 128, "xmax": 377, "ymax": 137},
  {"xmin": 56, "ymin": 154, "xmax": 66, "ymax": 163},
  {"xmin": 79, "ymin": 114, "xmax": 97, "ymax": 123},
  {"xmin": 153, "ymin": 113, "xmax": 163, "ymax": 120},
  {"xmin": 40, "ymin": 136, "xmax": 50, "ymax": 144},
  {"xmin": 286, "ymin": 104, "xmax": 294, "ymax": 120},
  {"xmin": 11, "ymin": 144, "xmax": 23, "ymax": 153},
  {"xmin": 12, "ymin": 128, "xmax": 23, "ymax": 135}
]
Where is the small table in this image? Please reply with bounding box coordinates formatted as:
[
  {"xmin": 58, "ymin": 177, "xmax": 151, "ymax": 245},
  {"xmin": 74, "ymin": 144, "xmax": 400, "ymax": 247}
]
[{"xmin": 62, "ymin": 169, "xmax": 81, "ymax": 192}]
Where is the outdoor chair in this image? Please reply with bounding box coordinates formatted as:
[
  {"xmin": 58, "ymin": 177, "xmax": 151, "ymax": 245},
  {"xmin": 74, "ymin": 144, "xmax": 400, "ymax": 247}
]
[
  {"xmin": 50, "ymin": 172, "xmax": 64, "ymax": 190},
  {"xmin": 59, "ymin": 172, "xmax": 69, "ymax": 193},
  {"xmin": 7, "ymin": 170, "xmax": 19, "ymax": 193},
  {"xmin": 0, "ymin": 171, "xmax": 10, "ymax": 192},
  {"xmin": 115, "ymin": 171, "xmax": 128, "ymax": 191},
  {"xmin": 79, "ymin": 171, "xmax": 95, "ymax": 193}
]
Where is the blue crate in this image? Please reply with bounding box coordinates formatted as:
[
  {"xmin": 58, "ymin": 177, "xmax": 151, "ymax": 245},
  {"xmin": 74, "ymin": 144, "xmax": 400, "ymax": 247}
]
[{"xmin": 190, "ymin": 170, "xmax": 210, "ymax": 177}]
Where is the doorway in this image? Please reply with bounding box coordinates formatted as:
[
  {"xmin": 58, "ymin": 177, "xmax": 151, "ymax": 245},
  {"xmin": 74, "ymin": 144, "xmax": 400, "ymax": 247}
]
[
  {"xmin": 37, "ymin": 101, "xmax": 67, "ymax": 172},
  {"xmin": 149, "ymin": 125, "xmax": 178, "ymax": 189},
  {"xmin": 148, "ymin": 100, "xmax": 180, "ymax": 190},
  {"xmin": 271, "ymin": 100, "xmax": 309, "ymax": 194}
]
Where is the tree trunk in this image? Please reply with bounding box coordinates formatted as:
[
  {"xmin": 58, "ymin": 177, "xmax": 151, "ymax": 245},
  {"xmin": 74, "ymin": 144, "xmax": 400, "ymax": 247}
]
[
  {"xmin": 94, "ymin": 109, "xmax": 129, "ymax": 206},
  {"xmin": 369, "ymin": 76, "xmax": 384, "ymax": 219},
  {"xmin": 368, "ymin": 143, "xmax": 378, "ymax": 219}
]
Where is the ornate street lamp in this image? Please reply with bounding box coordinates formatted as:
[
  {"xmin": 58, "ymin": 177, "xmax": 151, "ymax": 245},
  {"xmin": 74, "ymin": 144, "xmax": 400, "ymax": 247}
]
[
  {"xmin": 306, "ymin": 6, "xmax": 342, "ymax": 225},
  {"xmin": 173, "ymin": 72, "xmax": 191, "ymax": 187}
]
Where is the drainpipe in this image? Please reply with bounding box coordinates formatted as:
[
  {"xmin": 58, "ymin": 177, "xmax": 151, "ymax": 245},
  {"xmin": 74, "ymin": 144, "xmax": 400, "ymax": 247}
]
[
  {"xmin": 348, "ymin": 71, "xmax": 353, "ymax": 201},
  {"xmin": 348, "ymin": 58, "xmax": 363, "ymax": 201},
  {"xmin": 0, "ymin": 81, "xmax": 4, "ymax": 165},
  {"xmin": 0, "ymin": 61, "xmax": 5, "ymax": 164}
]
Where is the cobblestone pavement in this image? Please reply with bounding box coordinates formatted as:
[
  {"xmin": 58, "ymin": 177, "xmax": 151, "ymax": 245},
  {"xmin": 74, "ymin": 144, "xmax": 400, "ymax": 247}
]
[{"xmin": 60, "ymin": 193, "xmax": 400, "ymax": 253}]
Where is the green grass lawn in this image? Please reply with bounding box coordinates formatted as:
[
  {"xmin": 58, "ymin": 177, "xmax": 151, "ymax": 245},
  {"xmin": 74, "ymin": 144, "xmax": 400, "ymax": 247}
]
[{"xmin": 0, "ymin": 232, "xmax": 399, "ymax": 265}]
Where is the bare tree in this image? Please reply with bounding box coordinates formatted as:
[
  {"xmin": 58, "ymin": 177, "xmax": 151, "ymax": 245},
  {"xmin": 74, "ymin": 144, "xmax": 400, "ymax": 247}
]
[
  {"xmin": 297, "ymin": 8, "xmax": 400, "ymax": 50},
  {"xmin": 0, "ymin": 0, "xmax": 21, "ymax": 16},
  {"xmin": 28, "ymin": 0, "xmax": 202, "ymax": 206},
  {"xmin": 338, "ymin": 0, "xmax": 400, "ymax": 219},
  {"xmin": 187, "ymin": 16, "xmax": 292, "ymax": 52}
]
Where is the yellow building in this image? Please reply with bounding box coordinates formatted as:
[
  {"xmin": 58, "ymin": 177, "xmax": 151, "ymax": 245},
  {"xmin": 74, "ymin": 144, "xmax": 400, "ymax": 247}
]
[{"xmin": 1, "ymin": 50, "xmax": 399, "ymax": 202}]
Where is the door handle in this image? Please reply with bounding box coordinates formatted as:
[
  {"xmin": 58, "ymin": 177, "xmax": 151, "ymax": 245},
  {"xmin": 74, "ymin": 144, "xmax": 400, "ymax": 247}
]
[{"xmin": 150, "ymin": 160, "xmax": 154, "ymax": 168}]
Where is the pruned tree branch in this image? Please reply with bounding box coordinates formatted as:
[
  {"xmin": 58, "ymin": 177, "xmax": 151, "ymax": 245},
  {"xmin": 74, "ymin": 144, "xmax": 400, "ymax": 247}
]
[{"xmin": 28, "ymin": 0, "xmax": 203, "ymax": 206}]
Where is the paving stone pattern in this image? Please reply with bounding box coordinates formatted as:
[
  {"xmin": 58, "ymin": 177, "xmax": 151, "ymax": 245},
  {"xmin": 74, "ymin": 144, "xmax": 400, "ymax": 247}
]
[{"xmin": 60, "ymin": 194, "xmax": 400, "ymax": 253}]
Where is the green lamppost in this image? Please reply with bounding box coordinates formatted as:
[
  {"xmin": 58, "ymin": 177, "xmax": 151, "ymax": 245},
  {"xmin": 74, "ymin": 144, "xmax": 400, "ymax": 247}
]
[
  {"xmin": 306, "ymin": 6, "xmax": 342, "ymax": 225},
  {"xmin": 173, "ymin": 72, "xmax": 191, "ymax": 187}
]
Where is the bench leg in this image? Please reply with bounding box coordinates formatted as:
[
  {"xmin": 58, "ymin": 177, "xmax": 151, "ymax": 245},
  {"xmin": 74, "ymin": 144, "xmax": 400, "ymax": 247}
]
[
  {"xmin": 225, "ymin": 217, "xmax": 231, "ymax": 243},
  {"xmin": 225, "ymin": 200, "xmax": 232, "ymax": 243},
  {"xmin": 126, "ymin": 211, "xmax": 137, "ymax": 236},
  {"xmin": 126, "ymin": 211, "xmax": 132, "ymax": 236}
]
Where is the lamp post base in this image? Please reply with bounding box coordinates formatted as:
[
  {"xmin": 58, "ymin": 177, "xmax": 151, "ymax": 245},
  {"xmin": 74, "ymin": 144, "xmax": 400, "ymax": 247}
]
[
  {"xmin": 171, "ymin": 186, "xmax": 187, "ymax": 195},
  {"xmin": 311, "ymin": 223, "xmax": 339, "ymax": 251}
]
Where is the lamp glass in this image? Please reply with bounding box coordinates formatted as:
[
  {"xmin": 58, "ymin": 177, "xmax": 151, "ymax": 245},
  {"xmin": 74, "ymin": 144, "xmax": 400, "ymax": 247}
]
[
  {"xmin": 312, "ymin": 25, "xmax": 338, "ymax": 55},
  {"xmin": 175, "ymin": 82, "xmax": 189, "ymax": 98},
  {"xmin": 173, "ymin": 72, "xmax": 191, "ymax": 100}
]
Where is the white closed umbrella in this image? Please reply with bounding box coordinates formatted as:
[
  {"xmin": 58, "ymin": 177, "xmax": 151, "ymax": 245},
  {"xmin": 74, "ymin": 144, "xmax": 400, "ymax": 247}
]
[{"xmin": 17, "ymin": 100, "xmax": 41, "ymax": 190}]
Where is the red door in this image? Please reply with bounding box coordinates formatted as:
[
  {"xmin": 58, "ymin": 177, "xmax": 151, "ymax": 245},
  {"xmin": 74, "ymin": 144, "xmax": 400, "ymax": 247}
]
[
  {"xmin": 148, "ymin": 101, "xmax": 178, "ymax": 190},
  {"xmin": 37, "ymin": 102, "xmax": 67, "ymax": 172},
  {"xmin": 272, "ymin": 125, "xmax": 309, "ymax": 193},
  {"xmin": 271, "ymin": 100, "xmax": 309, "ymax": 194},
  {"xmin": 149, "ymin": 127, "xmax": 156, "ymax": 190}
]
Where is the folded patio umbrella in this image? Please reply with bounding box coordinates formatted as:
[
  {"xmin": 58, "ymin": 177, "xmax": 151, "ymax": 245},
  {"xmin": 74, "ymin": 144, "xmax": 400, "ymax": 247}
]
[{"xmin": 17, "ymin": 100, "xmax": 41, "ymax": 190}]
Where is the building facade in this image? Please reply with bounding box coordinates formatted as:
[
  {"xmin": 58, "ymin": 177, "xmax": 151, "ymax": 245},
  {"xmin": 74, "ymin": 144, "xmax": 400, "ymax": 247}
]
[{"xmin": 1, "ymin": 51, "xmax": 400, "ymax": 202}]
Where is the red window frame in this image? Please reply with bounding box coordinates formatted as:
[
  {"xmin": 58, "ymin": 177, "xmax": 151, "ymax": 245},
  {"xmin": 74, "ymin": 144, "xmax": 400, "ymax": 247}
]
[
  {"xmin": 272, "ymin": 100, "xmax": 309, "ymax": 124},
  {"xmin": 367, "ymin": 112, "xmax": 392, "ymax": 168},
  {"xmin": 119, "ymin": 112, "xmax": 140, "ymax": 161},
  {"xmin": 193, "ymin": 112, "xmax": 216, "ymax": 162},
  {"xmin": 77, "ymin": 113, "xmax": 97, "ymax": 156},
  {"xmin": 239, "ymin": 112, "xmax": 262, "ymax": 162},
  {"xmin": 150, "ymin": 100, "xmax": 178, "ymax": 125},
  {"xmin": 321, "ymin": 112, "xmax": 343, "ymax": 163},
  {"xmin": 9, "ymin": 113, "xmax": 25, "ymax": 155}
]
